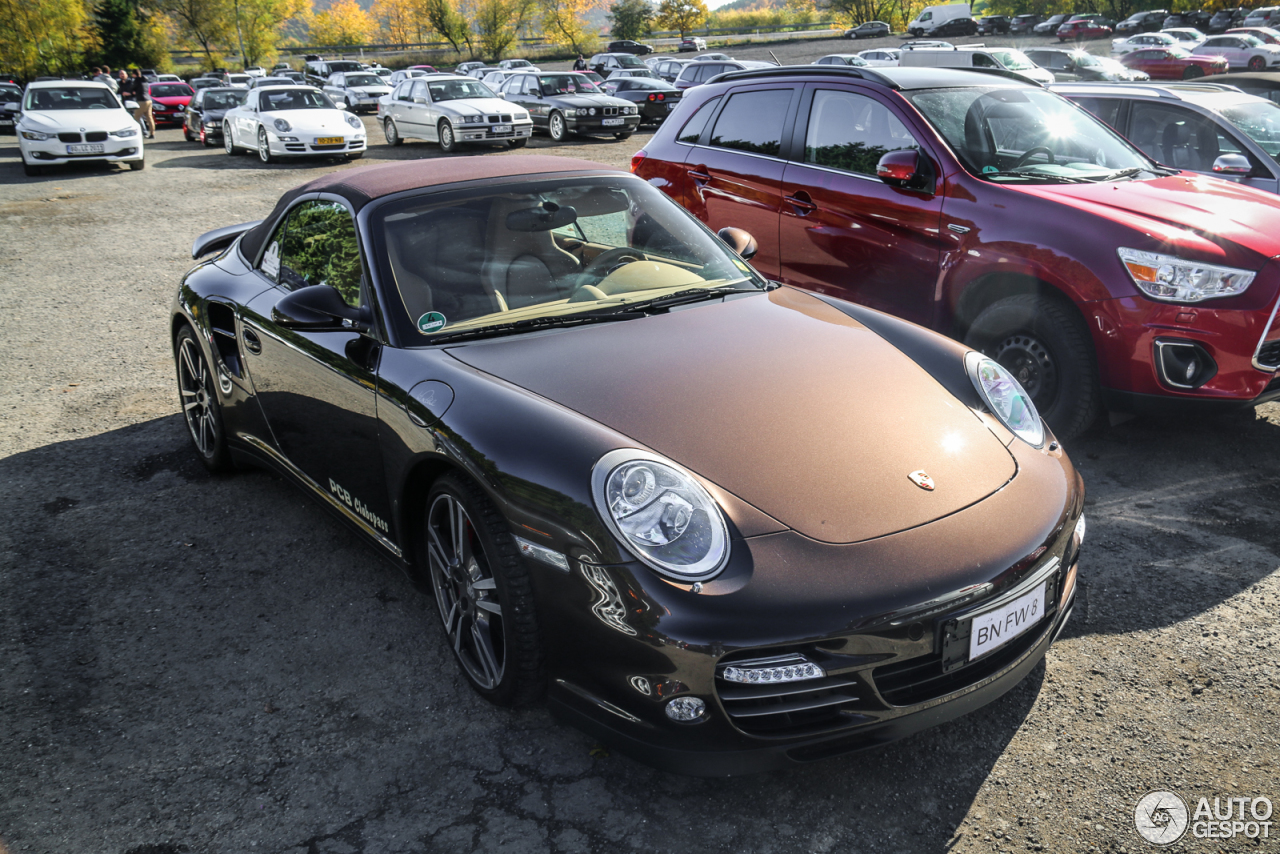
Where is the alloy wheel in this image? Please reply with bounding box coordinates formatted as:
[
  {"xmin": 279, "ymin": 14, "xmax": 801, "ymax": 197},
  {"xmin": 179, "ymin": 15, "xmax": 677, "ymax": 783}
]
[
  {"xmin": 177, "ymin": 336, "xmax": 220, "ymax": 459},
  {"xmin": 426, "ymin": 492, "xmax": 505, "ymax": 690}
]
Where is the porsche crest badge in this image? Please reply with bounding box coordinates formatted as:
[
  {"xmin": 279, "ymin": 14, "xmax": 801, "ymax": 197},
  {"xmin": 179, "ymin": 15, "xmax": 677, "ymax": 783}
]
[{"xmin": 909, "ymin": 470, "xmax": 935, "ymax": 491}]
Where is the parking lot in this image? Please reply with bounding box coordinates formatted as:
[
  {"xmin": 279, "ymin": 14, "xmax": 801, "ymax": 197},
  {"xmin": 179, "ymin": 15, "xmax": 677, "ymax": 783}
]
[{"xmin": 1, "ymin": 40, "xmax": 1279, "ymax": 854}]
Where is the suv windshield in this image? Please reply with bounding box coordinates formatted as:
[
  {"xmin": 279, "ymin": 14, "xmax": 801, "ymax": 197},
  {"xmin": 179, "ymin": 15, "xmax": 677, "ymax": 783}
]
[
  {"xmin": 373, "ymin": 177, "xmax": 767, "ymax": 339},
  {"xmin": 25, "ymin": 87, "xmax": 119, "ymax": 110},
  {"xmin": 988, "ymin": 49, "xmax": 1036, "ymax": 70},
  {"xmin": 344, "ymin": 74, "xmax": 383, "ymax": 87},
  {"xmin": 539, "ymin": 74, "xmax": 600, "ymax": 94},
  {"xmin": 427, "ymin": 79, "xmax": 496, "ymax": 101},
  {"xmin": 908, "ymin": 86, "xmax": 1156, "ymax": 181},
  {"xmin": 1220, "ymin": 100, "xmax": 1280, "ymax": 159}
]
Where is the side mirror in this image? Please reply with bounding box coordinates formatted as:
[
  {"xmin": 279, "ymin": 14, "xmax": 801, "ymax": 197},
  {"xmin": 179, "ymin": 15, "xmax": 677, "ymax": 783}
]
[
  {"xmin": 336, "ymin": 102, "xmax": 348, "ymax": 110},
  {"xmin": 497, "ymin": 92, "xmax": 506, "ymax": 99},
  {"xmin": 1212, "ymin": 153, "xmax": 1253, "ymax": 175},
  {"xmin": 4, "ymin": 101, "xmax": 18, "ymax": 112},
  {"xmin": 876, "ymin": 149, "xmax": 934, "ymax": 192},
  {"xmin": 413, "ymin": 96, "xmax": 427, "ymax": 104},
  {"xmin": 717, "ymin": 226, "xmax": 758, "ymax": 261},
  {"xmin": 272, "ymin": 284, "xmax": 368, "ymax": 331}
]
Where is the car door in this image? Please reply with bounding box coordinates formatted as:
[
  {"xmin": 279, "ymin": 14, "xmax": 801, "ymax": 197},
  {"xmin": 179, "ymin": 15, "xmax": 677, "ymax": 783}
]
[
  {"xmin": 239, "ymin": 197, "xmax": 393, "ymax": 539},
  {"xmin": 400, "ymin": 80, "xmax": 431, "ymax": 137},
  {"xmin": 778, "ymin": 85, "xmax": 945, "ymax": 328},
  {"xmin": 680, "ymin": 85, "xmax": 798, "ymax": 279},
  {"xmin": 235, "ymin": 91, "xmax": 260, "ymax": 145}
]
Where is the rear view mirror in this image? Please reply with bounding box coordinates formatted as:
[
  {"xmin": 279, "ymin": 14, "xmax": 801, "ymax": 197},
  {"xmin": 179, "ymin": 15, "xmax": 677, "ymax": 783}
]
[
  {"xmin": 718, "ymin": 226, "xmax": 758, "ymax": 261},
  {"xmin": 1212, "ymin": 153, "xmax": 1252, "ymax": 175}
]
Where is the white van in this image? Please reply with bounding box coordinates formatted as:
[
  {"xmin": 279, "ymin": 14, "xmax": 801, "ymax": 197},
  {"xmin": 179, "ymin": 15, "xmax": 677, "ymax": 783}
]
[
  {"xmin": 899, "ymin": 47, "xmax": 1056, "ymax": 84},
  {"xmin": 908, "ymin": 3, "xmax": 975, "ymax": 37}
]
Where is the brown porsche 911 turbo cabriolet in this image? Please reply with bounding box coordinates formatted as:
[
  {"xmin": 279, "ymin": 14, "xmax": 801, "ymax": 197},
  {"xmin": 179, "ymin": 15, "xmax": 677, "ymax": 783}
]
[{"xmin": 174, "ymin": 155, "xmax": 1085, "ymax": 775}]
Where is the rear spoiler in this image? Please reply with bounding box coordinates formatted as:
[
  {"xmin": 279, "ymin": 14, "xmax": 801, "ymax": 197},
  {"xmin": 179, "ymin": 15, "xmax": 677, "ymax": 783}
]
[{"xmin": 191, "ymin": 220, "xmax": 261, "ymax": 259}]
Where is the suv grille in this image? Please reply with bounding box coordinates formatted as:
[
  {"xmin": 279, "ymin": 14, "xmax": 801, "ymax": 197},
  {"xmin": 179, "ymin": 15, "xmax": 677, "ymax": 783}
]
[{"xmin": 1257, "ymin": 339, "xmax": 1280, "ymax": 370}]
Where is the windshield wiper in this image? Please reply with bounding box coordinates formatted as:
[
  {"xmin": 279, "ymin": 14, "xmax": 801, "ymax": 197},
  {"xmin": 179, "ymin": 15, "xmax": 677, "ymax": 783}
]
[
  {"xmin": 426, "ymin": 308, "xmax": 644, "ymax": 344},
  {"xmin": 595, "ymin": 285, "xmax": 763, "ymax": 316},
  {"xmin": 981, "ymin": 170, "xmax": 1091, "ymax": 184}
]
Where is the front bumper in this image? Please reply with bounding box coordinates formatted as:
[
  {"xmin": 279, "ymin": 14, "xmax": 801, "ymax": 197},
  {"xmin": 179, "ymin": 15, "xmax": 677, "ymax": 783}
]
[
  {"xmin": 565, "ymin": 114, "xmax": 641, "ymax": 134},
  {"xmin": 266, "ymin": 130, "xmax": 366, "ymax": 156},
  {"xmin": 454, "ymin": 120, "xmax": 533, "ymax": 142},
  {"xmin": 20, "ymin": 133, "xmax": 143, "ymax": 164}
]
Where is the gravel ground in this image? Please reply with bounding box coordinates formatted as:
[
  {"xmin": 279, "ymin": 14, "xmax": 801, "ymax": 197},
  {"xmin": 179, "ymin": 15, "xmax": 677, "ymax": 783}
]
[{"xmin": 1, "ymin": 41, "xmax": 1279, "ymax": 854}]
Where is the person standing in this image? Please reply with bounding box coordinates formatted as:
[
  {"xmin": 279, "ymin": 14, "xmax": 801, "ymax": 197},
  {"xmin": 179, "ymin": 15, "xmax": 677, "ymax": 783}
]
[
  {"xmin": 131, "ymin": 68, "xmax": 154, "ymax": 138},
  {"xmin": 117, "ymin": 69, "xmax": 130, "ymax": 98},
  {"xmin": 573, "ymin": 54, "xmax": 588, "ymax": 71},
  {"xmin": 99, "ymin": 65, "xmax": 118, "ymax": 93}
]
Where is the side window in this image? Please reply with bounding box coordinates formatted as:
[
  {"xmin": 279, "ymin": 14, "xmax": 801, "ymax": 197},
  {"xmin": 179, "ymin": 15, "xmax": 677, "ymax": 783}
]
[
  {"xmin": 1068, "ymin": 97, "xmax": 1122, "ymax": 131},
  {"xmin": 1129, "ymin": 103, "xmax": 1241, "ymax": 172},
  {"xmin": 817, "ymin": 56, "xmax": 833, "ymax": 65},
  {"xmin": 410, "ymin": 81, "xmax": 429, "ymax": 101},
  {"xmin": 276, "ymin": 200, "xmax": 364, "ymax": 307},
  {"xmin": 677, "ymin": 94, "xmax": 720, "ymax": 143},
  {"xmin": 973, "ymin": 54, "xmax": 997, "ymax": 68},
  {"xmin": 803, "ymin": 88, "xmax": 920, "ymax": 175},
  {"xmin": 708, "ymin": 88, "xmax": 792, "ymax": 156}
]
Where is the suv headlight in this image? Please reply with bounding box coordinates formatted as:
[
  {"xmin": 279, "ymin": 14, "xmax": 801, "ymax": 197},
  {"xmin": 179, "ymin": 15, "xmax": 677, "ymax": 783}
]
[
  {"xmin": 591, "ymin": 449, "xmax": 730, "ymax": 582},
  {"xmin": 273, "ymin": 118, "xmax": 292, "ymax": 132},
  {"xmin": 20, "ymin": 129, "xmax": 50, "ymax": 140},
  {"xmin": 1118, "ymin": 247, "xmax": 1255, "ymax": 303},
  {"xmin": 965, "ymin": 352, "xmax": 1045, "ymax": 447},
  {"xmin": 344, "ymin": 113, "xmax": 361, "ymax": 128},
  {"xmin": 110, "ymin": 126, "xmax": 138, "ymax": 137}
]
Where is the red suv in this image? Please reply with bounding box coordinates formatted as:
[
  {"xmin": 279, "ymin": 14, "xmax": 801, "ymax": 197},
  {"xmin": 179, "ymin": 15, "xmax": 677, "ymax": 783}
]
[{"xmin": 632, "ymin": 66, "xmax": 1280, "ymax": 438}]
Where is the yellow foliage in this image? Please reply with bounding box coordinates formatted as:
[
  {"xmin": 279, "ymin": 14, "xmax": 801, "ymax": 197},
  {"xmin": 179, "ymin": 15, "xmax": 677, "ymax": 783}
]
[
  {"xmin": 538, "ymin": 0, "xmax": 604, "ymax": 54},
  {"xmin": 371, "ymin": 0, "xmax": 423, "ymax": 45},
  {"xmin": 0, "ymin": 0, "xmax": 94, "ymax": 79},
  {"xmin": 654, "ymin": 0, "xmax": 708, "ymax": 36},
  {"xmin": 309, "ymin": 0, "xmax": 374, "ymax": 46}
]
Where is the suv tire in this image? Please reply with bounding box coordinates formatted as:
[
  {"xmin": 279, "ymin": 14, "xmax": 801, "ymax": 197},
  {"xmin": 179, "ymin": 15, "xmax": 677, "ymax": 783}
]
[{"xmin": 964, "ymin": 293, "xmax": 1101, "ymax": 441}]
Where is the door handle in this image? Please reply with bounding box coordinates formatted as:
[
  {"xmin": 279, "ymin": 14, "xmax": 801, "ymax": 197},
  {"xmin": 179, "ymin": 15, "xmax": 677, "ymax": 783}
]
[
  {"xmin": 688, "ymin": 167, "xmax": 709, "ymax": 185},
  {"xmin": 242, "ymin": 327, "xmax": 262, "ymax": 355},
  {"xmin": 785, "ymin": 191, "xmax": 817, "ymax": 215}
]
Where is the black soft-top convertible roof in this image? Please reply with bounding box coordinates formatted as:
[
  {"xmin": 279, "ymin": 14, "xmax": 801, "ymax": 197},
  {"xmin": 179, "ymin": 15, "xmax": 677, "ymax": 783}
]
[{"xmin": 239, "ymin": 155, "xmax": 621, "ymax": 262}]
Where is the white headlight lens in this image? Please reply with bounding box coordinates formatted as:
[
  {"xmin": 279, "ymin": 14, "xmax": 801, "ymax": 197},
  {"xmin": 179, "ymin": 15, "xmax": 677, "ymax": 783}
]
[
  {"xmin": 965, "ymin": 352, "xmax": 1045, "ymax": 447},
  {"xmin": 1118, "ymin": 247, "xmax": 1255, "ymax": 303},
  {"xmin": 21, "ymin": 130, "xmax": 49, "ymax": 140},
  {"xmin": 110, "ymin": 126, "xmax": 138, "ymax": 137},
  {"xmin": 592, "ymin": 450, "xmax": 729, "ymax": 582},
  {"xmin": 345, "ymin": 113, "xmax": 361, "ymax": 128},
  {"xmin": 273, "ymin": 118, "xmax": 291, "ymax": 132}
]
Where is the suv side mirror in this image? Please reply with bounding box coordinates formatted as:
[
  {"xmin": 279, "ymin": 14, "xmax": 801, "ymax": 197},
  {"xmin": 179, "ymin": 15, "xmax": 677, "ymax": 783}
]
[
  {"xmin": 717, "ymin": 226, "xmax": 758, "ymax": 261},
  {"xmin": 272, "ymin": 284, "xmax": 369, "ymax": 332},
  {"xmin": 4, "ymin": 101, "xmax": 18, "ymax": 112},
  {"xmin": 1212, "ymin": 153, "xmax": 1253, "ymax": 175},
  {"xmin": 876, "ymin": 149, "xmax": 935, "ymax": 193}
]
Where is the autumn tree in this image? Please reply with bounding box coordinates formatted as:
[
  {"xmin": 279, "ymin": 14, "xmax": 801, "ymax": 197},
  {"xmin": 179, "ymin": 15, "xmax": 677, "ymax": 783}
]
[
  {"xmin": 309, "ymin": 0, "xmax": 373, "ymax": 46},
  {"xmin": 609, "ymin": 0, "xmax": 652, "ymax": 39},
  {"xmin": 541, "ymin": 0, "xmax": 603, "ymax": 55},
  {"xmin": 0, "ymin": 0, "xmax": 94, "ymax": 79},
  {"xmin": 423, "ymin": 0, "xmax": 473, "ymax": 55},
  {"xmin": 654, "ymin": 0, "xmax": 707, "ymax": 36},
  {"xmin": 158, "ymin": 0, "xmax": 234, "ymax": 69},
  {"xmin": 236, "ymin": 0, "xmax": 310, "ymax": 68},
  {"xmin": 371, "ymin": 0, "xmax": 422, "ymax": 46}
]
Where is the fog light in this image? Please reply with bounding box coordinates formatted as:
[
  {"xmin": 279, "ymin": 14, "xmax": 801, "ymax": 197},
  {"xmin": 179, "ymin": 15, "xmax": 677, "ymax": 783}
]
[
  {"xmin": 665, "ymin": 696, "xmax": 706, "ymax": 722},
  {"xmin": 720, "ymin": 653, "xmax": 825, "ymax": 684},
  {"xmin": 1154, "ymin": 339, "xmax": 1217, "ymax": 389}
]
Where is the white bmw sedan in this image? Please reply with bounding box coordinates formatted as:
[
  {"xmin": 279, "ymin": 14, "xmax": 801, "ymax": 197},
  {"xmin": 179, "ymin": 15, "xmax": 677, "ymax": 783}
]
[
  {"xmin": 380, "ymin": 74, "xmax": 532, "ymax": 152},
  {"xmin": 222, "ymin": 86, "xmax": 366, "ymax": 163},
  {"xmin": 11, "ymin": 80, "xmax": 144, "ymax": 176}
]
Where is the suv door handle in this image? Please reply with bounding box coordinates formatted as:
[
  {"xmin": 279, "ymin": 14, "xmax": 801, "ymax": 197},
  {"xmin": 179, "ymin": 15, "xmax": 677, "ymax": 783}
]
[{"xmin": 785, "ymin": 191, "xmax": 817, "ymax": 215}]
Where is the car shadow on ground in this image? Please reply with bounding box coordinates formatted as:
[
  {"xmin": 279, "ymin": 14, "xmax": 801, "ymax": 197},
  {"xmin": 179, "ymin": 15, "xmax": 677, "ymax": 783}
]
[{"xmin": 0, "ymin": 406, "xmax": 1276, "ymax": 852}]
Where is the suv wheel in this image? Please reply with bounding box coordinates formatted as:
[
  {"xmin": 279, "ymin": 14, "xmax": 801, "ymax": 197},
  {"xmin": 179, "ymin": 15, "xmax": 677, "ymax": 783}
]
[{"xmin": 964, "ymin": 293, "xmax": 1101, "ymax": 441}]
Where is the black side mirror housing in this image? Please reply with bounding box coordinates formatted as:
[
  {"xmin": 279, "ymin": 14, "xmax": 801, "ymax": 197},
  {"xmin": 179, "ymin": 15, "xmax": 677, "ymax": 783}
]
[
  {"xmin": 272, "ymin": 284, "xmax": 368, "ymax": 331},
  {"xmin": 717, "ymin": 226, "xmax": 758, "ymax": 261}
]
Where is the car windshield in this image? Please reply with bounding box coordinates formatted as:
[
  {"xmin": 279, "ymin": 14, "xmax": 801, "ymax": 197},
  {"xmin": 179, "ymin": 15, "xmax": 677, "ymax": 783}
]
[
  {"xmin": 1167, "ymin": 47, "xmax": 1193, "ymax": 58},
  {"xmin": 507, "ymin": 60, "xmax": 532, "ymax": 68},
  {"xmin": 228, "ymin": 75, "xmax": 250, "ymax": 83},
  {"xmin": 626, "ymin": 78, "xmax": 670, "ymax": 90},
  {"xmin": 616, "ymin": 55, "xmax": 647, "ymax": 67},
  {"xmin": 1220, "ymin": 99, "xmax": 1280, "ymax": 158},
  {"xmin": 328, "ymin": 62, "xmax": 362, "ymax": 73},
  {"xmin": 25, "ymin": 86, "xmax": 119, "ymax": 110},
  {"xmin": 344, "ymin": 74, "xmax": 383, "ymax": 87},
  {"xmin": 204, "ymin": 90, "xmax": 245, "ymax": 110},
  {"xmin": 539, "ymin": 74, "xmax": 600, "ymax": 94},
  {"xmin": 988, "ymin": 49, "xmax": 1036, "ymax": 70},
  {"xmin": 428, "ymin": 79, "xmax": 496, "ymax": 101},
  {"xmin": 1095, "ymin": 57, "xmax": 1129, "ymax": 72},
  {"xmin": 373, "ymin": 176, "xmax": 768, "ymax": 339},
  {"xmin": 1072, "ymin": 52, "xmax": 1102, "ymax": 67},
  {"xmin": 261, "ymin": 88, "xmax": 337, "ymax": 110},
  {"xmin": 908, "ymin": 86, "xmax": 1157, "ymax": 181}
]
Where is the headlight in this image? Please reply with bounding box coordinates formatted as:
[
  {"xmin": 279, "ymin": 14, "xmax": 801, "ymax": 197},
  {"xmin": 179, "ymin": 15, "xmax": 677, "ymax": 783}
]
[
  {"xmin": 515, "ymin": 111, "xmax": 529, "ymax": 120},
  {"xmin": 20, "ymin": 129, "xmax": 50, "ymax": 140},
  {"xmin": 344, "ymin": 113, "xmax": 361, "ymax": 128},
  {"xmin": 591, "ymin": 449, "xmax": 730, "ymax": 582},
  {"xmin": 588, "ymin": 107, "xmax": 596, "ymax": 116},
  {"xmin": 273, "ymin": 118, "xmax": 291, "ymax": 132},
  {"xmin": 110, "ymin": 126, "xmax": 138, "ymax": 138},
  {"xmin": 459, "ymin": 114, "xmax": 483, "ymax": 124},
  {"xmin": 1117, "ymin": 247, "xmax": 1255, "ymax": 303},
  {"xmin": 965, "ymin": 352, "xmax": 1045, "ymax": 447}
]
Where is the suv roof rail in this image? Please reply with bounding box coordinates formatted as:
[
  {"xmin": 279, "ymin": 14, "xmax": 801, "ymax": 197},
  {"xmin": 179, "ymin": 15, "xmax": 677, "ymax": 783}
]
[{"xmin": 712, "ymin": 64, "xmax": 901, "ymax": 89}]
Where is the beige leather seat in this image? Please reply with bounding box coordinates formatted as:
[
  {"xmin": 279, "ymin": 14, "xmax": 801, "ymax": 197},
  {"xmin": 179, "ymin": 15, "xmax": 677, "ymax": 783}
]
[
  {"xmin": 483, "ymin": 198, "xmax": 582, "ymax": 309},
  {"xmin": 386, "ymin": 208, "xmax": 498, "ymax": 325}
]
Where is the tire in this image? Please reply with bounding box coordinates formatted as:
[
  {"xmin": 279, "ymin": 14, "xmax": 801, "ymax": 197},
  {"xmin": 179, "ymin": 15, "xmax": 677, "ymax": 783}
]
[
  {"xmin": 438, "ymin": 119, "xmax": 457, "ymax": 153},
  {"xmin": 224, "ymin": 122, "xmax": 241, "ymax": 155},
  {"xmin": 23, "ymin": 160, "xmax": 42, "ymax": 177},
  {"xmin": 257, "ymin": 126, "xmax": 275, "ymax": 163},
  {"xmin": 614, "ymin": 132, "xmax": 632, "ymax": 140},
  {"xmin": 548, "ymin": 110, "xmax": 568, "ymax": 142},
  {"xmin": 963, "ymin": 293, "xmax": 1101, "ymax": 442},
  {"xmin": 1183, "ymin": 65, "xmax": 1204, "ymax": 79},
  {"xmin": 384, "ymin": 118, "xmax": 402, "ymax": 146},
  {"xmin": 423, "ymin": 472, "xmax": 543, "ymax": 706},
  {"xmin": 508, "ymin": 137, "xmax": 527, "ymax": 148},
  {"xmin": 128, "ymin": 158, "xmax": 145, "ymax": 170},
  {"xmin": 1249, "ymin": 55, "xmax": 1265, "ymax": 71},
  {"xmin": 174, "ymin": 325, "xmax": 232, "ymax": 473}
]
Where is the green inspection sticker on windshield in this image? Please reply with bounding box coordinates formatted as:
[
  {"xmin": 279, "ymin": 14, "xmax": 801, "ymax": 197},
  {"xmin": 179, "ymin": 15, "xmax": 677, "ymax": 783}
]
[
  {"xmin": 417, "ymin": 311, "xmax": 447, "ymax": 334},
  {"xmin": 982, "ymin": 165, "xmax": 998, "ymax": 174}
]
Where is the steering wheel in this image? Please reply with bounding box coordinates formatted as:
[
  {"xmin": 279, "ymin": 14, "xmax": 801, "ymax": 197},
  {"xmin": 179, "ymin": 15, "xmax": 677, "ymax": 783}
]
[
  {"xmin": 577, "ymin": 247, "xmax": 647, "ymax": 290},
  {"xmin": 1012, "ymin": 146, "xmax": 1055, "ymax": 169}
]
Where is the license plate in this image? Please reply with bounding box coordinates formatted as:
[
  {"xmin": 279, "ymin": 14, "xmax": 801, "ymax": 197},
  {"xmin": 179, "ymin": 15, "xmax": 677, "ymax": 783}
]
[
  {"xmin": 315, "ymin": 136, "xmax": 343, "ymax": 145},
  {"xmin": 602, "ymin": 117, "xmax": 624, "ymax": 126},
  {"xmin": 0, "ymin": 119, "xmax": 12, "ymax": 125},
  {"xmin": 67, "ymin": 143, "xmax": 105, "ymax": 154},
  {"xmin": 968, "ymin": 580, "xmax": 1048, "ymax": 661}
]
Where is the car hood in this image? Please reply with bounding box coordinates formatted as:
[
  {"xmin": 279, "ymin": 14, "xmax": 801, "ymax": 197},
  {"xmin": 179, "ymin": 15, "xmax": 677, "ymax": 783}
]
[
  {"xmin": 260, "ymin": 108, "xmax": 356, "ymax": 131},
  {"xmin": 448, "ymin": 288, "xmax": 1017, "ymax": 544},
  {"xmin": 550, "ymin": 94, "xmax": 632, "ymax": 108},
  {"xmin": 19, "ymin": 108, "xmax": 135, "ymax": 131},
  {"xmin": 1018, "ymin": 174, "xmax": 1280, "ymax": 264},
  {"xmin": 443, "ymin": 97, "xmax": 523, "ymax": 114},
  {"xmin": 153, "ymin": 96, "xmax": 191, "ymax": 106}
]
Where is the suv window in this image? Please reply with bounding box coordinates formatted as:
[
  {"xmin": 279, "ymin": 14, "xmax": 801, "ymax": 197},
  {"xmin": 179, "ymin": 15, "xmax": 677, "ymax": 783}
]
[
  {"xmin": 269, "ymin": 200, "xmax": 363, "ymax": 306},
  {"xmin": 1068, "ymin": 96, "xmax": 1123, "ymax": 130},
  {"xmin": 1128, "ymin": 102, "xmax": 1245, "ymax": 171},
  {"xmin": 677, "ymin": 95, "xmax": 721, "ymax": 143},
  {"xmin": 804, "ymin": 89, "xmax": 920, "ymax": 175},
  {"xmin": 709, "ymin": 89, "xmax": 792, "ymax": 156}
]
